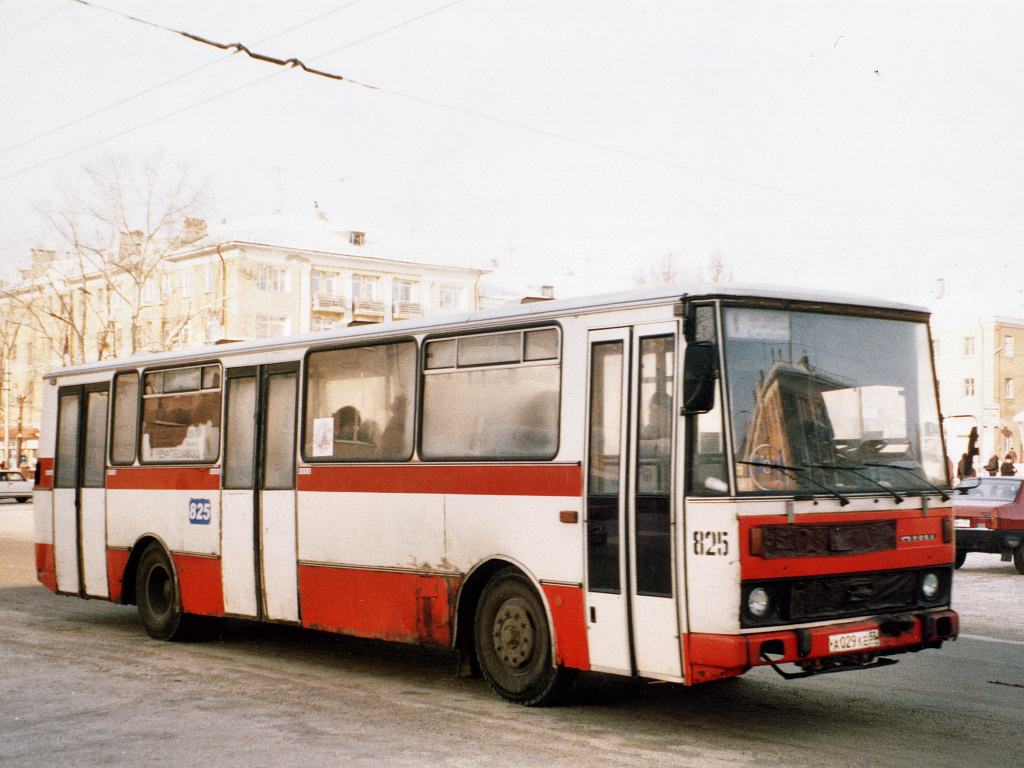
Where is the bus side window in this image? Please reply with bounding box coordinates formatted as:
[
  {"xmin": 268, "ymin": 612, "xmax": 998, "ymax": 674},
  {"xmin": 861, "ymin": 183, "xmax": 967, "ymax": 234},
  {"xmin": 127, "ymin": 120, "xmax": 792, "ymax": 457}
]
[
  {"xmin": 303, "ymin": 341, "xmax": 416, "ymax": 461},
  {"xmin": 140, "ymin": 365, "xmax": 221, "ymax": 463},
  {"xmin": 420, "ymin": 328, "xmax": 561, "ymax": 460},
  {"xmin": 685, "ymin": 306, "xmax": 729, "ymax": 496},
  {"xmin": 110, "ymin": 371, "xmax": 140, "ymax": 465}
]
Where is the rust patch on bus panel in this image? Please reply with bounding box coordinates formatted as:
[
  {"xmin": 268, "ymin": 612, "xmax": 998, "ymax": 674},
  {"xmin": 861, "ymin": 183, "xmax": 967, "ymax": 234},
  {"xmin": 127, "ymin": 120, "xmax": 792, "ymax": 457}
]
[
  {"xmin": 298, "ymin": 564, "xmax": 459, "ymax": 647},
  {"xmin": 105, "ymin": 547, "xmax": 132, "ymax": 602},
  {"xmin": 35, "ymin": 542, "xmax": 57, "ymax": 592},
  {"xmin": 760, "ymin": 520, "xmax": 896, "ymax": 558}
]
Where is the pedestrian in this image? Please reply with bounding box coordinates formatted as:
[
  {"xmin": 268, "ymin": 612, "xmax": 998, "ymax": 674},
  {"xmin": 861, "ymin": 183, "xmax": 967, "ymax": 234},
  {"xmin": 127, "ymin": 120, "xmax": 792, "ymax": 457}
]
[
  {"xmin": 957, "ymin": 453, "xmax": 976, "ymax": 480},
  {"xmin": 1000, "ymin": 454, "xmax": 1017, "ymax": 476},
  {"xmin": 985, "ymin": 455, "xmax": 1000, "ymax": 476}
]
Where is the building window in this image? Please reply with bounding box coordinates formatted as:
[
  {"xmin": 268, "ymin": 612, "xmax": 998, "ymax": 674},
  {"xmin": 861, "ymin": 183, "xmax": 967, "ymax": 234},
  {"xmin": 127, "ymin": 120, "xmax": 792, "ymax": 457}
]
[
  {"xmin": 205, "ymin": 264, "xmax": 217, "ymax": 293},
  {"xmin": 1006, "ymin": 335, "xmax": 1015, "ymax": 358},
  {"xmin": 144, "ymin": 278, "xmax": 156, "ymax": 303},
  {"xmin": 181, "ymin": 272, "xmax": 191, "ymax": 299},
  {"xmin": 964, "ymin": 378, "xmax": 975, "ymax": 397},
  {"xmin": 352, "ymin": 274, "xmax": 379, "ymax": 301},
  {"xmin": 439, "ymin": 284, "xmax": 465, "ymax": 312},
  {"xmin": 255, "ymin": 313, "xmax": 287, "ymax": 338},
  {"xmin": 311, "ymin": 314, "xmax": 337, "ymax": 333},
  {"xmin": 964, "ymin": 336, "xmax": 975, "ymax": 356},
  {"xmin": 1006, "ymin": 378, "xmax": 1014, "ymax": 399},
  {"xmin": 312, "ymin": 270, "xmax": 337, "ymax": 296},
  {"xmin": 160, "ymin": 274, "xmax": 172, "ymax": 301},
  {"xmin": 392, "ymin": 279, "xmax": 416, "ymax": 303},
  {"xmin": 206, "ymin": 312, "xmax": 222, "ymax": 342},
  {"xmin": 349, "ymin": 231, "xmax": 365, "ymax": 246},
  {"xmin": 257, "ymin": 265, "xmax": 287, "ymax": 292}
]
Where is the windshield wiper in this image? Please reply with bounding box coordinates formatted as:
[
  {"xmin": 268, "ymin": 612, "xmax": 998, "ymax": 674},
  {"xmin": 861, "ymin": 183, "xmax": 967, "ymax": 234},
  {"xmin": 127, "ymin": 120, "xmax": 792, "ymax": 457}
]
[
  {"xmin": 803, "ymin": 463, "xmax": 904, "ymax": 504},
  {"xmin": 860, "ymin": 462, "xmax": 951, "ymax": 502},
  {"xmin": 738, "ymin": 461, "xmax": 850, "ymax": 506}
]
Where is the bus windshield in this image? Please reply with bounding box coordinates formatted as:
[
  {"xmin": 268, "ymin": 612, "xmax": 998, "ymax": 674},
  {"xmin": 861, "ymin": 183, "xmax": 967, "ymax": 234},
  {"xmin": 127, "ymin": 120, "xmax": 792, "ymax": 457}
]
[{"xmin": 722, "ymin": 307, "xmax": 946, "ymax": 496}]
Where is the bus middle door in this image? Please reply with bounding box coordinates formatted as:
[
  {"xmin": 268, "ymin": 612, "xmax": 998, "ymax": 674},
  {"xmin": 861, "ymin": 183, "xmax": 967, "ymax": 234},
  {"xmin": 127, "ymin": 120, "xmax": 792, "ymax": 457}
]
[
  {"xmin": 221, "ymin": 363, "xmax": 300, "ymax": 622},
  {"xmin": 584, "ymin": 322, "xmax": 684, "ymax": 681}
]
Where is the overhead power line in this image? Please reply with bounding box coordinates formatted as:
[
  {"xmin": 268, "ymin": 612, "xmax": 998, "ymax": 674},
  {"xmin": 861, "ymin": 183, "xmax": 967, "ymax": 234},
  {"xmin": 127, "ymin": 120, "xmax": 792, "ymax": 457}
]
[
  {"xmin": 0, "ymin": 0, "xmax": 368, "ymax": 160},
  {"xmin": 0, "ymin": 2, "xmax": 70, "ymax": 48},
  {"xmin": 4, "ymin": 0, "xmax": 1024, "ymax": 258}
]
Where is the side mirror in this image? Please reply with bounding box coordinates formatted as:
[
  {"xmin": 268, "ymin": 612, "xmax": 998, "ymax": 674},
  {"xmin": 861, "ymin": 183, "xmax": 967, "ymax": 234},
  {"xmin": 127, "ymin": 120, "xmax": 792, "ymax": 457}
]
[{"xmin": 682, "ymin": 342, "xmax": 717, "ymax": 415}]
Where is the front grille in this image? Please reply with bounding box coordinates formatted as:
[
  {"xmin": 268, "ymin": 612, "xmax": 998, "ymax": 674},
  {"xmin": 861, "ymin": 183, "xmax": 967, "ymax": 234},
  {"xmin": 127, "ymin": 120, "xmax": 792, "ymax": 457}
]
[
  {"xmin": 740, "ymin": 567, "xmax": 951, "ymax": 628},
  {"xmin": 761, "ymin": 520, "xmax": 896, "ymax": 559}
]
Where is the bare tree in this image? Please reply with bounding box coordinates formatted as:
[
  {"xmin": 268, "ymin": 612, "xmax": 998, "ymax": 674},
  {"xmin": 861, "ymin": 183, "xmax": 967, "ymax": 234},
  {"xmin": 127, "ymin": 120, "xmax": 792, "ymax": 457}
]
[
  {"xmin": 636, "ymin": 248, "xmax": 733, "ymax": 287},
  {"xmin": 9, "ymin": 151, "xmax": 209, "ymax": 364}
]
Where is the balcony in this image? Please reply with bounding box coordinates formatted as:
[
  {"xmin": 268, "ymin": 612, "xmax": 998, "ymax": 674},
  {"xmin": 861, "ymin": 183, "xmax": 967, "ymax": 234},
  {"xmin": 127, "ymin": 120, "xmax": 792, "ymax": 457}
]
[
  {"xmin": 352, "ymin": 298, "xmax": 385, "ymax": 321},
  {"xmin": 393, "ymin": 301, "xmax": 423, "ymax": 320},
  {"xmin": 313, "ymin": 294, "xmax": 347, "ymax": 313}
]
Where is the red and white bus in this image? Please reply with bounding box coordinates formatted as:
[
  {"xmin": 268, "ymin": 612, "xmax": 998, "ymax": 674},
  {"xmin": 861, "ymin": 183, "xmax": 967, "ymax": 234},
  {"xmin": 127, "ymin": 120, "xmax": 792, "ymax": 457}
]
[{"xmin": 34, "ymin": 284, "xmax": 958, "ymax": 704}]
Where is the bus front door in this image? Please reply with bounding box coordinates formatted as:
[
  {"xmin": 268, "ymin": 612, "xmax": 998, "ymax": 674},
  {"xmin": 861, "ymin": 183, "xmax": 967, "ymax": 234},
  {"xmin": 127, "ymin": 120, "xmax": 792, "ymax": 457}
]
[
  {"xmin": 220, "ymin": 364, "xmax": 300, "ymax": 622},
  {"xmin": 52, "ymin": 384, "xmax": 110, "ymax": 598},
  {"xmin": 584, "ymin": 324, "xmax": 684, "ymax": 681}
]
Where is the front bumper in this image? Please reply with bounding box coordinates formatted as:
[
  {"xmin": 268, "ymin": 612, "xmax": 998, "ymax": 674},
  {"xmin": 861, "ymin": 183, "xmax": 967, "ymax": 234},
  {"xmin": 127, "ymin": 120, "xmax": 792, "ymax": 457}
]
[{"xmin": 688, "ymin": 609, "xmax": 958, "ymax": 684}]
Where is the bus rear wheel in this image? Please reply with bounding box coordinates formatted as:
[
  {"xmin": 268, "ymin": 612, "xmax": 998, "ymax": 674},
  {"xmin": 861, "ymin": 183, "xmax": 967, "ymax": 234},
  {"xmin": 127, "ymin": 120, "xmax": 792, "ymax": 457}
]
[
  {"xmin": 1014, "ymin": 546, "xmax": 1024, "ymax": 576},
  {"xmin": 474, "ymin": 567, "xmax": 573, "ymax": 706},
  {"xmin": 135, "ymin": 544, "xmax": 200, "ymax": 641}
]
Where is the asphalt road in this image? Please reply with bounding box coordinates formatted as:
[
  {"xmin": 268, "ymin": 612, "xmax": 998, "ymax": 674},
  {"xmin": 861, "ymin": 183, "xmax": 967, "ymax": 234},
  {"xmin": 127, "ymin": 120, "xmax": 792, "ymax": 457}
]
[{"xmin": 2, "ymin": 502, "xmax": 1023, "ymax": 768}]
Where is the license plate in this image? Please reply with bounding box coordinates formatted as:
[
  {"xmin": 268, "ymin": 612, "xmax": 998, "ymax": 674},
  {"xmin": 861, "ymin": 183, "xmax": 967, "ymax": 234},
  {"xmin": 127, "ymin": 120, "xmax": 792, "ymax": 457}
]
[
  {"xmin": 828, "ymin": 629, "xmax": 880, "ymax": 653},
  {"xmin": 953, "ymin": 519, "xmax": 970, "ymax": 528}
]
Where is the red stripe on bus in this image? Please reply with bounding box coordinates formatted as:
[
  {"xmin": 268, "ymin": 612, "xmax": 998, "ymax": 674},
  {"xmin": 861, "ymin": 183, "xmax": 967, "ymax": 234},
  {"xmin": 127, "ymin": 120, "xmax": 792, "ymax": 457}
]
[
  {"xmin": 541, "ymin": 583, "xmax": 590, "ymax": 670},
  {"xmin": 298, "ymin": 463, "xmax": 584, "ymax": 497},
  {"xmin": 298, "ymin": 564, "xmax": 456, "ymax": 647},
  {"xmin": 107, "ymin": 548, "xmax": 132, "ymax": 602},
  {"xmin": 105, "ymin": 466, "xmax": 221, "ymax": 491},
  {"xmin": 35, "ymin": 543, "xmax": 57, "ymax": 593},
  {"xmin": 171, "ymin": 553, "xmax": 224, "ymax": 616},
  {"xmin": 36, "ymin": 457, "xmax": 54, "ymax": 490}
]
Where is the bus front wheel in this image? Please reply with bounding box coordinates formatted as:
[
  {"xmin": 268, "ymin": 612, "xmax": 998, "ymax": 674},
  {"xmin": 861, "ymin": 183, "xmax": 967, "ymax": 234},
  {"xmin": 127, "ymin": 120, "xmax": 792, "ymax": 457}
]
[
  {"xmin": 474, "ymin": 567, "xmax": 573, "ymax": 706},
  {"xmin": 135, "ymin": 544, "xmax": 197, "ymax": 641}
]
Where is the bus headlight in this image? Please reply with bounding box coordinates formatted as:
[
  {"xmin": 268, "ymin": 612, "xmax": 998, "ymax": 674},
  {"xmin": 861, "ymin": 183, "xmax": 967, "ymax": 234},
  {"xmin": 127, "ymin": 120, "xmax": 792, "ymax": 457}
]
[
  {"xmin": 921, "ymin": 572, "xmax": 940, "ymax": 600},
  {"xmin": 747, "ymin": 587, "xmax": 771, "ymax": 618}
]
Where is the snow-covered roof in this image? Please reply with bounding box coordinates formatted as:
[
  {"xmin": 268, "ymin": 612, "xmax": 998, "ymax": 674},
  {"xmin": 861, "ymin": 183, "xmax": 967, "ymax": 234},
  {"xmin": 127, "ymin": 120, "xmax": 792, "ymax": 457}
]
[{"xmin": 189, "ymin": 212, "xmax": 482, "ymax": 272}]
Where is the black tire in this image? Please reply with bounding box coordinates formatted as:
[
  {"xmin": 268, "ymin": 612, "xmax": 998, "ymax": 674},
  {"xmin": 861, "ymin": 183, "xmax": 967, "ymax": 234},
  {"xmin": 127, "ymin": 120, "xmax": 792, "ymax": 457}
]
[
  {"xmin": 135, "ymin": 544, "xmax": 199, "ymax": 641},
  {"xmin": 1014, "ymin": 546, "xmax": 1024, "ymax": 576},
  {"xmin": 474, "ymin": 567, "xmax": 574, "ymax": 706},
  {"xmin": 955, "ymin": 549, "xmax": 967, "ymax": 569}
]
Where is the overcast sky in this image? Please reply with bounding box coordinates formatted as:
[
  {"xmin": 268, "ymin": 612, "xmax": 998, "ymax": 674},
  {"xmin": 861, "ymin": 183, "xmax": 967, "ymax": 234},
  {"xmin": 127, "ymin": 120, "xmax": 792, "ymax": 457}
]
[{"xmin": 1, "ymin": 0, "xmax": 1022, "ymax": 299}]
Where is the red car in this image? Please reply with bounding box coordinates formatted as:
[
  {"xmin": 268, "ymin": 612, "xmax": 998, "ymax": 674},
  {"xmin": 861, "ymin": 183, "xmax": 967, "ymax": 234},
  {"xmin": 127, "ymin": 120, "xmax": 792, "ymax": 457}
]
[{"xmin": 953, "ymin": 476, "xmax": 1024, "ymax": 573}]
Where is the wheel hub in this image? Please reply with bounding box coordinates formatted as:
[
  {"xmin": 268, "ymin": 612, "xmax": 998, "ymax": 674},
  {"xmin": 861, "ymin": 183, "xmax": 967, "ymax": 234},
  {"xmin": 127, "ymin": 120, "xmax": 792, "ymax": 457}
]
[{"xmin": 492, "ymin": 597, "xmax": 535, "ymax": 669}]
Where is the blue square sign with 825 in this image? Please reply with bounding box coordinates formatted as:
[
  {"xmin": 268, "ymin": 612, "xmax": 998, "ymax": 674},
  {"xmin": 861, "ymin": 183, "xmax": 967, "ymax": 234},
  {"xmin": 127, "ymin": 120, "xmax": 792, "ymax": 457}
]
[{"xmin": 188, "ymin": 498, "xmax": 212, "ymax": 524}]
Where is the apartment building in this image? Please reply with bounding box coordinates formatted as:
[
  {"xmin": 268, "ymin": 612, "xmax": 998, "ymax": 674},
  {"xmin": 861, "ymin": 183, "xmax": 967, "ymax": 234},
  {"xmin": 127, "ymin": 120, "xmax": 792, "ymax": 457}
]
[
  {"xmin": 929, "ymin": 284, "xmax": 1024, "ymax": 471},
  {"xmin": 0, "ymin": 212, "xmax": 486, "ymax": 464}
]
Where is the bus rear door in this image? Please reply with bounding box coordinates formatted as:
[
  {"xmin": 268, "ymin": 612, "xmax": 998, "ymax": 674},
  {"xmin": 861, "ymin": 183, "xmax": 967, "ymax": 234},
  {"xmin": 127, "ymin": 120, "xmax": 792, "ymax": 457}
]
[{"xmin": 52, "ymin": 383, "xmax": 109, "ymax": 598}]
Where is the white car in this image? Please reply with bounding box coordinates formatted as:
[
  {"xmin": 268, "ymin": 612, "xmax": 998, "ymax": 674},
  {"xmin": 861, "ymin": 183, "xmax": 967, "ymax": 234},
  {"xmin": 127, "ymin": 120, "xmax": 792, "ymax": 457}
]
[{"xmin": 0, "ymin": 471, "xmax": 33, "ymax": 503}]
